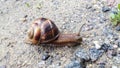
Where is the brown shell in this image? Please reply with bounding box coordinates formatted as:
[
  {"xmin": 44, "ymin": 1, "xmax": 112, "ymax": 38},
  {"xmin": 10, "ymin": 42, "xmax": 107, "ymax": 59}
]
[{"xmin": 28, "ymin": 18, "xmax": 60, "ymax": 44}]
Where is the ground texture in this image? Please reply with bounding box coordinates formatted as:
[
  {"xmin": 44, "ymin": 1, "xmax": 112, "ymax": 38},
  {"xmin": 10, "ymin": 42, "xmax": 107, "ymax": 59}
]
[{"xmin": 0, "ymin": 0, "xmax": 120, "ymax": 68}]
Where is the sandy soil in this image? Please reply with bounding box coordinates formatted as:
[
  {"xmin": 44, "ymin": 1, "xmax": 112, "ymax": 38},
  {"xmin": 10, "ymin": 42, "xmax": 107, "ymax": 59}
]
[{"xmin": 0, "ymin": 0, "xmax": 120, "ymax": 68}]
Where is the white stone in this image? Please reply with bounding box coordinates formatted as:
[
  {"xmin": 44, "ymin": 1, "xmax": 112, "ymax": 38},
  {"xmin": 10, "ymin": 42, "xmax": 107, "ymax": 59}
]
[{"xmin": 93, "ymin": 41, "xmax": 101, "ymax": 49}]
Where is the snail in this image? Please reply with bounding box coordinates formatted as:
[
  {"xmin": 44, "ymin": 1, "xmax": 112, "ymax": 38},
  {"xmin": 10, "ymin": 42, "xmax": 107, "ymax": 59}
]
[{"xmin": 27, "ymin": 18, "xmax": 83, "ymax": 46}]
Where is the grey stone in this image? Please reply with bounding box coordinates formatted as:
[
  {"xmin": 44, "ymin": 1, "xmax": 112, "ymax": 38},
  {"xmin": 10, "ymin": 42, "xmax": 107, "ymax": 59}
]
[
  {"xmin": 89, "ymin": 48, "xmax": 104, "ymax": 61},
  {"xmin": 75, "ymin": 49, "xmax": 90, "ymax": 61},
  {"xmin": 102, "ymin": 6, "xmax": 111, "ymax": 12},
  {"xmin": 42, "ymin": 53, "xmax": 50, "ymax": 60},
  {"xmin": 100, "ymin": 43, "xmax": 110, "ymax": 52},
  {"xmin": 115, "ymin": 26, "xmax": 120, "ymax": 31},
  {"xmin": 97, "ymin": 63, "xmax": 105, "ymax": 68},
  {"xmin": 86, "ymin": 4, "xmax": 92, "ymax": 9},
  {"xmin": 65, "ymin": 60, "xmax": 84, "ymax": 68}
]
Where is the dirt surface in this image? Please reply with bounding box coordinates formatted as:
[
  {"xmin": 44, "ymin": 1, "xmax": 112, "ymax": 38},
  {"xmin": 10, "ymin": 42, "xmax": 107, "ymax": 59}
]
[{"xmin": 0, "ymin": 0, "xmax": 120, "ymax": 68}]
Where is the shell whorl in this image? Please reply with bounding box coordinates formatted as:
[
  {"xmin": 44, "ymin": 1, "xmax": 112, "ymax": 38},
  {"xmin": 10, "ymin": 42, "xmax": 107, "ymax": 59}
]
[{"xmin": 28, "ymin": 18, "xmax": 60, "ymax": 44}]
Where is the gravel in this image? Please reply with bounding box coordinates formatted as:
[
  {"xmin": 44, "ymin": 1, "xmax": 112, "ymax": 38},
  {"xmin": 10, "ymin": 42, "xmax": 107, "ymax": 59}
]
[
  {"xmin": 97, "ymin": 63, "xmax": 105, "ymax": 68},
  {"xmin": 89, "ymin": 48, "xmax": 104, "ymax": 62},
  {"xmin": 65, "ymin": 60, "xmax": 84, "ymax": 68},
  {"xmin": 115, "ymin": 26, "xmax": 120, "ymax": 31},
  {"xmin": 42, "ymin": 53, "xmax": 50, "ymax": 60},
  {"xmin": 102, "ymin": 6, "xmax": 111, "ymax": 12},
  {"xmin": 100, "ymin": 43, "xmax": 110, "ymax": 52},
  {"xmin": 75, "ymin": 49, "xmax": 90, "ymax": 61},
  {"xmin": 0, "ymin": 0, "xmax": 120, "ymax": 68}
]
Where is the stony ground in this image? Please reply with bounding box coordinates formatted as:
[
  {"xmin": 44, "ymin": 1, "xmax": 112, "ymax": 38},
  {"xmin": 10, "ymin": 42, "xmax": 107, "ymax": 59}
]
[{"xmin": 0, "ymin": 0, "xmax": 120, "ymax": 68}]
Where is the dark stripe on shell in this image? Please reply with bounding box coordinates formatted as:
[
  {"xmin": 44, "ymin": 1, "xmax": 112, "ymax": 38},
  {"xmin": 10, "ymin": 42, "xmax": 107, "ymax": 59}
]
[
  {"xmin": 41, "ymin": 20, "xmax": 52, "ymax": 35},
  {"xmin": 41, "ymin": 26, "xmax": 59, "ymax": 43},
  {"xmin": 32, "ymin": 18, "xmax": 59, "ymax": 43}
]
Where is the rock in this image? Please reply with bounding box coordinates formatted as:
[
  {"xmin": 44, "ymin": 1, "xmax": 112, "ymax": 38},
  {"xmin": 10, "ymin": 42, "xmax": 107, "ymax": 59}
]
[
  {"xmin": 113, "ymin": 45, "xmax": 118, "ymax": 49},
  {"xmin": 106, "ymin": 45, "xmax": 117, "ymax": 58},
  {"xmin": 112, "ymin": 11, "xmax": 118, "ymax": 14},
  {"xmin": 75, "ymin": 49, "xmax": 90, "ymax": 61},
  {"xmin": 56, "ymin": 62, "xmax": 61, "ymax": 66},
  {"xmin": 89, "ymin": 48, "xmax": 104, "ymax": 61},
  {"xmin": 65, "ymin": 60, "xmax": 84, "ymax": 68},
  {"xmin": 116, "ymin": 39, "xmax": 120, "ymax": 46},
  {"xmin": 24, "ymin": 15, "xmax": 28, "ymax": 18},
  {"xmin": 118, "ymin": 41, "xmax": 120, "ymax": 47},
  {"xmin": 93, "ymin": 41, "xmax": 101, "ymax": 49},
  {"xmin": 0, "ymin": 10, "xmax": 3, "ymax": 14},
  {"xmin": 115, "ymin": 26, "xmax": 120, "ymax": 31},
  {"xmin": 102, "ymin": 6, "xmax": 110, "ymax": 12},
  {"xmin": 100, "ymin": 43, "xmax": 110, "ymax": 52},
  {"xmin": 97, "ymin": 63, "xmax": 105, "ymax": 68},
  {"xmin": 100, "ymin": 18, "xmax": 107, "ymax": 23},
  {"xmin": 111, "ymin": 8, "xmax": 118, "ymax": 14},
  {"xmin": 86, "ymin": 4, "xmax": 92, "ymax": 9},
  {"xmin": 42, "ymin": 53, "xmax": 50, "ymax": 60}
]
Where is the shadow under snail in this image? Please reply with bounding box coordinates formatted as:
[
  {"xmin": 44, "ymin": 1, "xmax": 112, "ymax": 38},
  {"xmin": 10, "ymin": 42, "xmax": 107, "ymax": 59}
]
[{"xmin": 26, "ymin": 18, "xmax": 84, "ymax": 46}]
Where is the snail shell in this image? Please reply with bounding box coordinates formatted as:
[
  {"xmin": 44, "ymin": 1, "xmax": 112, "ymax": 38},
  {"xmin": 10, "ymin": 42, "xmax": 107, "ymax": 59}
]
[{"xmin": 28, "ymin": 18, "xmax": 60, "ymax": 44}]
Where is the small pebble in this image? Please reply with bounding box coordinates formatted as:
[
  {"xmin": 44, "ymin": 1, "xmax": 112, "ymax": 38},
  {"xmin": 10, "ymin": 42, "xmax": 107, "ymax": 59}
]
[
  {"xmin": 93, "ymin": 41, "xmax": 101, "ymax": 49},
  {"xmin": 107, "ymin": 46, "xmax": 117, "ymax": 57},
  {"xmin": 113, "ymin": 45, "xmax": 118, "ymax": 49},
  {"xmin": 118, "ymin": 41, "xmax": 120, "ymax": 47},
  {"xmin": 65, "ymin": 60, "xmax": 84, "ymax": 68},
  {"xmin": 111, "ymin": 50, "xmax": 117, "ymax": 56},
  {"xmin": 86, "ymin": 4, "xmax": 92, "ymax": 9},
  {"xmin": 84, "ymin": 24, "xmax": 94, "ymax": 31},
  {"xmin": 100, "ymin": 43, "xmax": 110, "ymax": 52},
  {"xmin": 115, "ymin": 26, "xmax": 120, "ymax": 31},
  {"xmin": 97, "ymin": 63, "xmax": 105, "ymax": 68},
  {"xmin": 56, "ymin": 62, "xmax": 61, "ymax": 66},
  {"xmin": 111, "ymin": 8, "xmax": 118, "ymax": 14},
  {"xmin": 20, "ymin": 18, "xmax": 27, "ymax": 22},
  {"xmin": 102, "ymin": 6, "xmax": 110, "ymax": 12},
  {"xmin": 100, "ymin": 18, "xmax": 107, "ymax": 23},
  {"xmin": 24, "ymin": 15, "xmax": 28, "ymax": 18},
  {"xmin": 75, "ymin": 49, "xmax": 90, "ymax": 61},
  {"xmin": 111, "ymin": 11, "xmax": 118, "ymax": 14},
  {"xmin": 89, "ymin": 48, "xmax": 104, "ymax": 61},
  {"xmin": 42, "ymin": 53, "xmax": 50, "ymax": 60}
]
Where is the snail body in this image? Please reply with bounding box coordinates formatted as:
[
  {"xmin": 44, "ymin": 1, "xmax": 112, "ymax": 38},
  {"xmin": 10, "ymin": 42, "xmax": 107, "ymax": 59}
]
[{"xmin": 27, "ymin": 18, "xmax": 82, "ymax": 46}]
